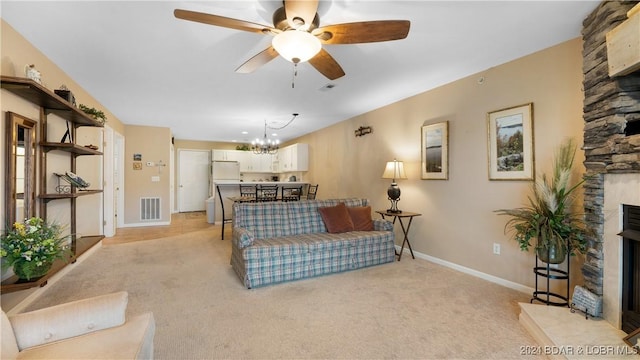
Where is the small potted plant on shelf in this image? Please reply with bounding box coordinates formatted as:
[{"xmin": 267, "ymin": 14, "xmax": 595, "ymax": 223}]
[
  {"xmin": 1, "ymin": 217, "xmax": 71, "ymax": 280},
  {"xmin": 495, "ymin": 139, "xmax": 589, "ymax": 264},
  {"xmin": 78, "ymin": 104, "xmax": 107, "ymax": 125}
]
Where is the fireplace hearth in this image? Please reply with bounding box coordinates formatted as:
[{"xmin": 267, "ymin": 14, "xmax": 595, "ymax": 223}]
[{"xmin": 621, "ymin": 204, "xmax": 640, "ymax": 334}]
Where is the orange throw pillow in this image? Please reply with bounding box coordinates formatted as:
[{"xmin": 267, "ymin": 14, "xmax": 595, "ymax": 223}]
[
  {"xmin": 347, "ymin": 206, "xmax": 374, "ymax": 231},
  {"xmin": 318, "ymin": 203, "xmax": 355, "ymax": 233}
]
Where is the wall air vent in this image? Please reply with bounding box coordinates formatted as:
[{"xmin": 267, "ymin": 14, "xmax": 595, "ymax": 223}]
[{"xmin": 140, "ymin": 197, "xmax": 161, "ymax": 221}]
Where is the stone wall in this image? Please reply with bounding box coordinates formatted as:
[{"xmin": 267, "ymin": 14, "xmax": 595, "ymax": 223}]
[{"xmin": 582, "ymin": 1, "xmax": 640, "ymax": 295}]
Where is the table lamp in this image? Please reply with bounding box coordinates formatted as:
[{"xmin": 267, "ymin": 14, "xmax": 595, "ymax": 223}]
[{"xmin": 382, "ymin": 159, "xmax": 407, "ymax": 213}]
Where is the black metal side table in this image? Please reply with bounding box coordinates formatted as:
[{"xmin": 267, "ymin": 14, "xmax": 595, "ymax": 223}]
[
  {"xmin": 531, "ymin": 250, "xmax": 571, "ymax": 307},
  {"xmin": 376, "ymin": 210, "xmax": 421, "ymax": 261}
]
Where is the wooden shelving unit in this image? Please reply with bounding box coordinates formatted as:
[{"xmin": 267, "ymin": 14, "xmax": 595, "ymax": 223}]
[{"xmin": 1, "ymin": 76, "xmax": 105, "ymax": 293}]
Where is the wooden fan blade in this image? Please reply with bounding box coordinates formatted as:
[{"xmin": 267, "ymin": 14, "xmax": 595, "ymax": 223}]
[
  {"xmin": 308, "ymin": 49, "xmax": 345, "ymax": 80},
  {"xmin": 284, "ymin": 0, "xmax": 319, "ymax": 30},
  {"xmin": 235, "ymin": 46, "xmax": 280, "ymax": 74},
  {"xmin": 313, "ymin": 20, "xmax": 410, "ymax": 44},
  {"xmin": 174, "ymin": 9, "xmax": 275, "ymax": 34}
]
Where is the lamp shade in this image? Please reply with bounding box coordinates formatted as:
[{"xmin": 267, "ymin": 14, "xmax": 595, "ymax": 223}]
[
  {"xmin": 382, "ymin": 160, "xmax": 407, "ymax": 180},
  {"xmin": 272, "ymin": 30, "xmax": 321, "ymax": 63}
]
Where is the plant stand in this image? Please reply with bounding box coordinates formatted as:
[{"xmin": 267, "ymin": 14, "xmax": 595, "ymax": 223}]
[{"xmin": 531, "ymin": 252, "xmax": 570, "ymax": 307}]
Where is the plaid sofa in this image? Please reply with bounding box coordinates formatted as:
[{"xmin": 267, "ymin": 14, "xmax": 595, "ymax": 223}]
[{"xmin": 231, "ymin": 198, "xmax": 395, "ymax": 288}]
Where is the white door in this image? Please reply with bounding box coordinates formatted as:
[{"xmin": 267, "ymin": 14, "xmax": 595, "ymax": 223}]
[
  {"xmin": 115, "ymin": 133, "xmax": 125, "ymax": 228},
  {"xmin": 103, "ymin": 126, "xmax": 115, "ymax": 237},
  {"xmin": 178, "ymin": 149, "xmax": 210, "ymax": 212}
]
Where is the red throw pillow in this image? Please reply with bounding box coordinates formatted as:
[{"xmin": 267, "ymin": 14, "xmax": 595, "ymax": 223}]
[
  {"xmin": 347, "ymin": 206, "xmax": 374, "ymax": 231},
  {"xmin": 318, "ymin": 203, "xmax": 355, "ymax": 233}
]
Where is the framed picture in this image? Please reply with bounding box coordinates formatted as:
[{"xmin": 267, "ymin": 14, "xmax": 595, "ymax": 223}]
[
  {"xmin": 487, "ymin": 103, "xmax": 534, "ymax": 180},
  {"xmin": 623, "ymin": 327, "xmax": 640, "ymax": 349},
  {"xmin": 421, "ymin": 121, "xmax": 448, "ymax": 180},
  {"xmin": 133, "ymin": 162, "xmax": 142, "ymax": 170}
]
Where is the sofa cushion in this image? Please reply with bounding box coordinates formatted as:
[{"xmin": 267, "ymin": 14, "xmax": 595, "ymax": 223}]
[
  {"xmin": 233, "ymin": 202, "xmax": 292, "ymax": 238},
  {"xmin": 10, "ymin": 292, "xmax": 128, "ymax": 351},
  {"xmin": 318, "ymin": 203, "xmax": 355, "ymax": 233},
  {"xmin": 243, "ymin": 237, "xmax": 310, "ymax": 259},
  {"xmin": 287, "ymin": 201, "xmax": 330, "ymax": 234},
  {"xmin": 17, "ymin": 312, "xmax": 155, "ymax": 360},
  {"xmin": 287, "ymin": 199, "xmax": 369, "ymax": 234},
  {"xmin": 347, "ymin": 206, "xmax": 374, "ymax": 231}
]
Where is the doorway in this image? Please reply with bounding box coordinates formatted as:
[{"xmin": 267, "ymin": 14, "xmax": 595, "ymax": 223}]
[
  {"xmin": 102, "ymin": 126, "xmax": 125, "ymax": 236},
  {"xmin": 177, "ymin": 149, "xmax": 210, "ymax": 212}
]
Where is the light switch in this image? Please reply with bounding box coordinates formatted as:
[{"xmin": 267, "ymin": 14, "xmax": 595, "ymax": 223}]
[{"xmin": 151, "ymin": 176, "xmax": 160, "ymax": 182}]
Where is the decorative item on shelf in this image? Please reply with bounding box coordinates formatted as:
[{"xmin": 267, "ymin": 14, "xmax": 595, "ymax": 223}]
[
  {"xmin": 78, "ymin": 104, "xmax": 107, "ymax": 125},
  {"xmin": 355, "ymin": 126, "xmax": 373, "ymax": 137},
  {"xmin": 382, "ymin": 159, "xmax": 407, "ymax": 213},
  {"xmin": 60, "ymin": 120, "xmax": 73, "ymax": 143},
  {"xmin": 54, "ymin": 85, "xmax": 76, "ymax": 106},
  {"xmin": 252, "ymin": 119, "xmax": 280, "ymax": 155},
  {"xmin": 84, "ymin": 144, "xmax": 99, "ymax": 150},
  {"xmin": 0, "ymin": 217, "xmax": 71, "ymax": 281},
  {"xmin": 54, "ymin": 171, "xmax": 90, "ymax": 189},
  {"xmin": 24, "ymin": 64, "xmax": 42, "ymax": 84},
  {"xmin": 495, "ymin": 139, "xmax": 589, "ymax": 264}
]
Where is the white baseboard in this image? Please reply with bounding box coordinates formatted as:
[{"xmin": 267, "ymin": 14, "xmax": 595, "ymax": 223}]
[
  {"xmin": 7, "ymin": 241, "xmax": 103, "ymax": 315},
  {"xmin": 120, "ymin": 221, "xmax": 171, "ymax": 228},
  {"xmin": 396, "ymin": 246, "xmax": 534, "ymax": 295}
]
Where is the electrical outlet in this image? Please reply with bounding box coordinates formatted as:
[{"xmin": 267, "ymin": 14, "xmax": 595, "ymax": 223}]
[{"xmin": 493, "ymin": 243, "xmax": 501, "ymax": 255}]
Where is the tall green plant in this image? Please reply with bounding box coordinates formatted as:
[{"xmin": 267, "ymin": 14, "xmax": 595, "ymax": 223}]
[{"xmin": 495, "ymin": 139, "xmax": 588, "ymax": 257}]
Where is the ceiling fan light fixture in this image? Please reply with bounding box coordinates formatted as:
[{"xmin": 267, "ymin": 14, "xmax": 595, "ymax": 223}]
[{"xmin": 272, "ymin": 30, "xmax": 321, "ymax": 63}]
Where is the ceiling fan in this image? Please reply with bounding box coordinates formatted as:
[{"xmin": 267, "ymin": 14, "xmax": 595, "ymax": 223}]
[{"xmin": 174, "ymin": 1, "xmax": 410, "ymax": 80}]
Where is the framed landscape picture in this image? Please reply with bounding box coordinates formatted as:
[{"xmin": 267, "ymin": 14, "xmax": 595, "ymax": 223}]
[
  {"xmin": 421, "ymin": 121, "xmax": 448, "ymax": 180},
  {"xmin": 487, "ymin": 103, "xmax": 534, "ymax": 181}
]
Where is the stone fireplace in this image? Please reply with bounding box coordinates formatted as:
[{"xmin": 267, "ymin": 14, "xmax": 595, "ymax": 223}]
[{"xmin": 582, "ymin": 1, "xmax": 640, "ymax": 331}]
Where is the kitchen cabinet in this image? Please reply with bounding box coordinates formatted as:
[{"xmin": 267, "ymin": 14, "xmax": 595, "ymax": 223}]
[
  {"xmin": 275, "ymin": 143, "xmax": 308, "ymax": 172},
  {"xmin": 213, "ymin": 149, "xmax": 244, "ymax": 162},
  {"xmin": 213, "ymin": 149, "xmax": 274, "ymax": 173},
  {"xmin": 249, "ymin": 153, "xmax": 274, "ymax": 172},
  {"xmin": 1, "ymin": 75, "xmax": 104, "ymax": 293},
  {"xmin": 212, "ymin": 145, "xmax": 307, "ymax": 173}
]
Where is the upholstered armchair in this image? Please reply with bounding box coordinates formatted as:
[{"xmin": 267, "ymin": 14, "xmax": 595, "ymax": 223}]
[{"xmin": 1, "ymin": 291, "xmax": 155, "ymax": 359}]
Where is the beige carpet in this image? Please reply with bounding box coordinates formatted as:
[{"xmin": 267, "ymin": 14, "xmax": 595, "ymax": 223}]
[{"xmin": 24, "ymin": 229, "xmax": 542, "ymax": 359}]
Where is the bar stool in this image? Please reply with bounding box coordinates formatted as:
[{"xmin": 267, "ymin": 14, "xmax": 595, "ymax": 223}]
[
  {"xmin": 306, "ymin": 184, "xmax": 319, "ymax": 200},
  {"xmin": 239, "ymin": 184, "xmax": 256, "ymax": 202},
  {"xmin": 281, "ymin": 185, "xmax": 303, "ymax": 201},
  {"xmin": 256, "ymin": 184, "xmax": 278, "ymax": 202},
  {"xmin": 216, "ymin": 185, "xmax": 233, "ymax": 240}
]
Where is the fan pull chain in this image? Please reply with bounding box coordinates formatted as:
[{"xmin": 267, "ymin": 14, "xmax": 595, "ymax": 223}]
[{"xmin": 291, "ymin": 62, "xmax": 298, "ymax": 88}]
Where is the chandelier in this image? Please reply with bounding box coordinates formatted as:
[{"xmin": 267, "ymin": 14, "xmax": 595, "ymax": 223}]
[{"xmin": 252, "ymin": 120, "xmax": 280, "ymax": 155}]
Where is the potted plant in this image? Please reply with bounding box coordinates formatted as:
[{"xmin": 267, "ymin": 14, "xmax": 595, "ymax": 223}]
[
  {"xmin": 78, "ymin": 104, "xmax": 107, "ymax": 125},
  {"xmin": 1, "ymin": 217, "xmax": 71, "ymax": 280},
  {"xmin": 495, "ymin": 139, "xmax": 588, "ymax": 263}
]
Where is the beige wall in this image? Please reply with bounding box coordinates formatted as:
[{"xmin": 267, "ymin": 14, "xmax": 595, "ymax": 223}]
[
  {"xmin": 293, "ymin": 38, "xmax": 585, "ymax": 289},
  {"xmin": 123, "ymin": 125, "xmax": 172, "ymax": 224}
]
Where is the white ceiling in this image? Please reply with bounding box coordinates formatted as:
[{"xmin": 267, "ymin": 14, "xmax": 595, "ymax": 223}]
[{"xmin": 1, "ymin": 1, "xmax": 598, "ymax": 143}]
